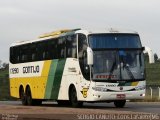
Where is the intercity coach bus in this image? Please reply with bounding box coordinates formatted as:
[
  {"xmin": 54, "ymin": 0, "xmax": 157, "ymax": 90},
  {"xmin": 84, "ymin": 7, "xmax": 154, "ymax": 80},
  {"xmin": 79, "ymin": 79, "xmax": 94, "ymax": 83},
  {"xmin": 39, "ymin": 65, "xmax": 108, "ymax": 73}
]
[{"xmin": 9, "ymin": 28, "xmax": 145, "ymax": 108}]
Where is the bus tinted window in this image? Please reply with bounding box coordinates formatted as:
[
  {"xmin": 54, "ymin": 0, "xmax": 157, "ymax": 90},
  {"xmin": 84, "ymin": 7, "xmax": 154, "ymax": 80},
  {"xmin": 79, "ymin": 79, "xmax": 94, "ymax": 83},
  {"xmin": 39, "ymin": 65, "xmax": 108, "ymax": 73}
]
[
  {"xmin": 78, "ymin": 33, "xmax": 89, "ymax": 80},
  {"xmin": 10, "ymin": 47, "xmax": 19, "ymax": 64},
  {"xmin": 66, "ymin": 35, "xmax": 77, "ymax": 58},
  {"xmin": 48, "ymin": 40, "xmax": 58, "ymax": 59},
  {"xmin": 58, "ymin": 37, "xmax": 66, "ymax": 58},
  {"xmin": 89, "ymin": 34, "xmax": 142, "ymax": 49},
  {"xmin": 20, "ymin": 45, "xmax": 29, "ymax": 63},
  {"xmin": 29, "ymin": 43, "xmax": 37, "ymax": 61},
  {"xmin": 10, "ymin": 34, "xmax": 77, "ymax": 64}
]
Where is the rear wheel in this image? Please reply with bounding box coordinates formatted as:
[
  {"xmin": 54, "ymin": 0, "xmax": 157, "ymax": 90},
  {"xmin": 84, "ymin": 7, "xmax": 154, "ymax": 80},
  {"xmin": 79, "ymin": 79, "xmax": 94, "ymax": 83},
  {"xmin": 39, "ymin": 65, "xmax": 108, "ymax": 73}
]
[
  {"xmin": 25, "ymin": 87, "xmax": 42, "ymax": 106},
  {"xmin": 26, "ymin": 87, "xmax": 33, "ymax": 106},
  {"xmin": 20, "ymin": 87, "xmax": 27, "ymax": 105},
  {"xmin": 69, "ymin": 86, "xmax": 83, "ymax": 108},
  {"xmin": 114, "ymin": 100, "xmax": 126, "ymax": 108}
]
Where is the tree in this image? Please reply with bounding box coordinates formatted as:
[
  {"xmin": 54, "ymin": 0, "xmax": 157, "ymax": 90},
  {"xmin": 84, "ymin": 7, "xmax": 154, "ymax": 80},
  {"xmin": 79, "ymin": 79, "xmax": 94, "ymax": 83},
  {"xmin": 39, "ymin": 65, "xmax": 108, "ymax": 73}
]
[
  {"xmin": 154, "ymin": 53, "xmax": 158, "ymax": 62},
  {"xmin": 2, "ymin": 63, "xmax": 9, "ymax": 69},
  {"xmin": 144, "ymin": 53, "xmax": 149, "ymax": 63}
]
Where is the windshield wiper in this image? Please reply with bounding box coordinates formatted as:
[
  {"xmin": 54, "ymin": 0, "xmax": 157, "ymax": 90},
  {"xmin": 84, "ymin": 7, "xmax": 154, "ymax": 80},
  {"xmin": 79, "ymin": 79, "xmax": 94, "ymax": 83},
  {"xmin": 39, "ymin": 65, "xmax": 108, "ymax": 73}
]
[
  {"xmin": 107, "ymin": 54, "xmax": 117, "ymax": 80},
  {"xmin": 119, "ymin": 50, "xmax": 135, "ymax": 80},
  {"xmin": 123, "ymin": 64, "xmax": 135, "ymax": 79}
]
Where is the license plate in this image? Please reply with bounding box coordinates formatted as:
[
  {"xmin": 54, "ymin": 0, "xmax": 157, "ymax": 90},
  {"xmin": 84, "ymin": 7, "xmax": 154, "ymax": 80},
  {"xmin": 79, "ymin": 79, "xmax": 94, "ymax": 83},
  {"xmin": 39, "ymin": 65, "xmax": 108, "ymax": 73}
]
[{"xmin": 117, "ymin": 94, "xmax": 126, "ymax": 99}]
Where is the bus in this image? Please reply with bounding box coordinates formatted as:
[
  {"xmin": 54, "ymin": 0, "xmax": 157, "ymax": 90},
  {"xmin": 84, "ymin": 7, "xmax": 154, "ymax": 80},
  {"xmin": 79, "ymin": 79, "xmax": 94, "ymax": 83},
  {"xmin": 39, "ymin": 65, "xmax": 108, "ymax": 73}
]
[{"xmin": 9, "ymin": 28, "xmax": 145, "ymax": 108}]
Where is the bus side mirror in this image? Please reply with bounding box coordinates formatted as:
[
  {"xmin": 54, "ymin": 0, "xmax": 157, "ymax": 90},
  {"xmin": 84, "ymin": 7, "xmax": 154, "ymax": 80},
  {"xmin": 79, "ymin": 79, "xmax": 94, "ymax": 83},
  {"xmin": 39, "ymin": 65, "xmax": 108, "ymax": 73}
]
[
  {"xmin": 144, "ymin": 46, "xmax": 155, "ymax": 64},
  {"xmin": 87, "ymin": 47, "xmax": 93, "ymax": 65},
  {"xmin": 142, "ymin": 47, "xmax": 145, "ymax": 51}
]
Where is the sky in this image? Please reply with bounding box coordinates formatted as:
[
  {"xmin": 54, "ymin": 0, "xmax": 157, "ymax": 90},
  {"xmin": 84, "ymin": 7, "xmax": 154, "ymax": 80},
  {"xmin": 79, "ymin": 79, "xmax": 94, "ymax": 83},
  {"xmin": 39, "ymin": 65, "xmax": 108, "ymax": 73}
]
[{"xmin": 0, "ymin": 0, "xmax": 160, "ymax": 62}]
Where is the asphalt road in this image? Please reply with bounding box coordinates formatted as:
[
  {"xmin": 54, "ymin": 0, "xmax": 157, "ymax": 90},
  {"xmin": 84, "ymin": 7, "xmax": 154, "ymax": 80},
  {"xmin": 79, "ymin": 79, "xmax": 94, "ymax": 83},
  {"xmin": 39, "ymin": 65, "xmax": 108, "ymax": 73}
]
[
  {"xmin": 0, "ymin": 101, "xmax": 159, "ymax": 120},
  {"xmin": 0, "ymin": 101, "xmax": 159, "ymax": 114},
  {"xmin": 86, "ymin": 102, "xmax": 160, "ymax": 114}
]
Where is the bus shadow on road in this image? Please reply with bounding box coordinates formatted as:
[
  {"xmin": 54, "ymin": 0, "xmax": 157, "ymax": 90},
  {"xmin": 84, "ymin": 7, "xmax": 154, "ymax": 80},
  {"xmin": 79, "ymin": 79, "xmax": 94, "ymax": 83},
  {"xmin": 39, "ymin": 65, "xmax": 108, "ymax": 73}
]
[{"xmin": 40, "ymin": 102, "xmax": 130, "ymax": 109}]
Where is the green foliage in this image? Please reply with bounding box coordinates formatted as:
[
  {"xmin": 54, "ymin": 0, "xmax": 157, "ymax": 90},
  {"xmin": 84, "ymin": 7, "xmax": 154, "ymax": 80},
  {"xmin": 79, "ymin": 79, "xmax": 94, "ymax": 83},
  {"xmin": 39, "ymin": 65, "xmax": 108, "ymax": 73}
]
[
  {"xmin": 144, "ymin": 53, "xmax": 149, "ymax": 63},
  {"xmin": 0, "ymin": 67, "xmax": 15, "ymax": 100},
  {"xmin": 144, "ymin": 52, "xmax": 160, "ymax": 85},
  {"xmin": 145, "ymin": 62, "xmax": 160, "ymax": 85}
]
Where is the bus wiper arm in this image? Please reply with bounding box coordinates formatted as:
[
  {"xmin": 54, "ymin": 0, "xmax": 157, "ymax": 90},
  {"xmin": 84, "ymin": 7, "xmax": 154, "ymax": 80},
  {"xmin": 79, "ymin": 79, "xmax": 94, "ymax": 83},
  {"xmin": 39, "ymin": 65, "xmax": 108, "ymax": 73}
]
[
  {"xmin": 123, "ymin": 63, "xmax": 135, "ymax": 80},
  {"xmin": 107, "ymin": 58, "xmax": 116, "ymax": 80}
]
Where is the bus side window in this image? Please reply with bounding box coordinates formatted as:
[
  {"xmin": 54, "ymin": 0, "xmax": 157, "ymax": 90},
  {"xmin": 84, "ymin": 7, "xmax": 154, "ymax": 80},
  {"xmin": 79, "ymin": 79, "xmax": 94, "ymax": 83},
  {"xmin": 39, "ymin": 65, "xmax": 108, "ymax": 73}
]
[
  {"xmin": 48, "ymin": 39, "xmax": 58, "ymax": 59},
  {"xmin": 38, "ymin": 42, "xmax": 43, "ymax": 61},
  {"xmin": 78, "ymin": 33, "xmax": 89, "ymax": 80},
  {"xmin": 10, "ymin": 47, "xmax": 13, "ymax": 63},
  {"xmin": 10, "ymin": 46, "xmax": 20, "ymax": 64},
  {"xmin": 20, "ymin": 45, "xmax": 29, "ymax": 63},
  {"xmin": 58, "ymin": 37, "xmax": 66, "ymax": 58},
  {"xmin": 29, "ymin": 43, "xmax": 38, "ymax": 62},
  {"xmin": 43, "ymin": 42, "xmax": 49, "ymax": 60},
  {"xmin": 15, "ymin": 47, "xmax": 20, "ymax": 63},
  {"xmin": 66, "ymin": 35, "xmax": 77, "ymax": 58},
  {"xmin": 38, "ymin": 41, "xmax": 49, "ymax": 60},
  {"xmin": 10, "ymin": 47, "xmax": 16, "ymax": 64},
  {"xmin": 78, "ymin": 34, "xmax": 87, "ymax": 59}
]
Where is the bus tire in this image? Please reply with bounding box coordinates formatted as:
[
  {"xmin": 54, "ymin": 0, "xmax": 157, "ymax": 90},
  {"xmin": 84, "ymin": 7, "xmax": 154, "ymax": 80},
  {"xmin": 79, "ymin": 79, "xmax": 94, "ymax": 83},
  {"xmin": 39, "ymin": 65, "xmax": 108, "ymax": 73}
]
[
  {"xmin": 114, "ymin": 100, "xmax": 126, "ymax": 108},
  {"xmin": 20, "ymin": 87, "xmax": 27, "ymax": 105},
  {"xmin": 69, "ymin": 86, "xmax": 83, "ymax": 108},
  {"xmin": 26, "ymin": 87, "xmax": 33, "ymax": 106}
]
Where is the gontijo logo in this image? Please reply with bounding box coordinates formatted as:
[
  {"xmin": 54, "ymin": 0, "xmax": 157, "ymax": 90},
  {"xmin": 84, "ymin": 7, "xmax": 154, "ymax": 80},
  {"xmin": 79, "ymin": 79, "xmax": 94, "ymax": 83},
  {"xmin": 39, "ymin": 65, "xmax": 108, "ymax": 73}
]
[
  {"xmin": 23, "ymin": 65, "xmax": 39, "ymax": 74},
  {"xmin": 81, "ymin": 88, "xmax": 89, "ymax": 98}
]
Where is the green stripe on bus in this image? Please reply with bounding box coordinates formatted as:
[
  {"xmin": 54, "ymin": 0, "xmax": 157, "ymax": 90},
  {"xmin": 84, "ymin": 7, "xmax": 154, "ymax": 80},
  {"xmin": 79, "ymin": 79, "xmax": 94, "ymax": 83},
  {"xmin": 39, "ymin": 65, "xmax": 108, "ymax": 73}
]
[
  {"xmin": 44, "ymin": 59, "xmax": 58, "ymax": 99},
  {"xmin": 50, "ymin": 59, "xmax": 66, "ymax": 99},
  {"xmin": 118, "ymin": 82, "xmax": 131, "ymax": 86}
]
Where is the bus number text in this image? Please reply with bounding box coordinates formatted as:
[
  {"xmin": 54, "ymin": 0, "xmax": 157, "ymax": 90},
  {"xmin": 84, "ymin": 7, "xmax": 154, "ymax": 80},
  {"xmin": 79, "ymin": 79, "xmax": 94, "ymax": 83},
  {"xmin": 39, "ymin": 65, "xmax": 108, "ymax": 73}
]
[{"xmin": 10, "ymin": 68, "xmax": 19, "ymax": 74}]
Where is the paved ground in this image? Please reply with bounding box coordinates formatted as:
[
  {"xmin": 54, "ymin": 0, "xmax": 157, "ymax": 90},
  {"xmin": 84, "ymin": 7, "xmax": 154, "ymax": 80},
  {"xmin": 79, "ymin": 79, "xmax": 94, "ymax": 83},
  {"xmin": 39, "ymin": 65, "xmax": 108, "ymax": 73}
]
[{"xmin": 0, "ymin": 101, "xmax": 159, "ymax": 120}]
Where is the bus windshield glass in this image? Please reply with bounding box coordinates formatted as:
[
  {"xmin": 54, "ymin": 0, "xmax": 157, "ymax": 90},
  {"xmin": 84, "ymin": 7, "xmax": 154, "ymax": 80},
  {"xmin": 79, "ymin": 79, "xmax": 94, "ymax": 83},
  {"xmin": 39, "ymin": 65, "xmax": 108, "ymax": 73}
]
[
  {"xmin": 89, "ymin": 34, "xmax": 142, "ymax": 49},
  {"xmin": 88, "ymin": 34, "xmax": 144, "ymax": 81}
]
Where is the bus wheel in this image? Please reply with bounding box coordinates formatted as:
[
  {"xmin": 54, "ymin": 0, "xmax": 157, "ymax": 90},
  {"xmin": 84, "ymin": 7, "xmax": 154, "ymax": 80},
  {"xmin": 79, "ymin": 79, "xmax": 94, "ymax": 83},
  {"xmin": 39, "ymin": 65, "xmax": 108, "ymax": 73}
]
[
  {"xmin": 26, "ymin": 87, "xmax": 33, "ymax": 106},
  {"xmin": 114, "ymin": 100, "xmax": 126, "ymax": 108},
  {"xmin": 69, "ymin": 86, "xmax": 83, "ymax": 108},
  {"xmin": 20, "ymin": 87, "xmax": 27, "ymax": 105}
]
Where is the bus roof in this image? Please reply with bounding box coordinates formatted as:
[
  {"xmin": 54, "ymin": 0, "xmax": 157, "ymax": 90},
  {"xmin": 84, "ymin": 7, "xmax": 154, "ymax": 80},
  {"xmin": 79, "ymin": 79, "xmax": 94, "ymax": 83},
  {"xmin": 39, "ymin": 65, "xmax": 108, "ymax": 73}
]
[
  {"xmin": 11, "ymin": 28, "xmax": 79, "ymax": 47},
  {"xmin": 76, "ymin": 28, "xmax": 138, "ymax": 35},
  {"xmin": 11, "ymin": 28, "xmax": 138, "ymax": 47}
]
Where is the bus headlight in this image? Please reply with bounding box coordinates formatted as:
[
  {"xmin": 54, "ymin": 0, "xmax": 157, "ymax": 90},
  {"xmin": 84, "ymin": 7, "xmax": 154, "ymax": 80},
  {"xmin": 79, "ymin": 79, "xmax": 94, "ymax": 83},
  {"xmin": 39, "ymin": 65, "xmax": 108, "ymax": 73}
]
[
  {"xmin": 135, "ymin": 85, "xmax": 145, "ymax": 90},
  {"xmin": 92, "ymin": 87, "xmax": 108, "ymax": 92},
  {"xmin": 140, "ymin": 93, "xmax": 145, "ymax": 97}
]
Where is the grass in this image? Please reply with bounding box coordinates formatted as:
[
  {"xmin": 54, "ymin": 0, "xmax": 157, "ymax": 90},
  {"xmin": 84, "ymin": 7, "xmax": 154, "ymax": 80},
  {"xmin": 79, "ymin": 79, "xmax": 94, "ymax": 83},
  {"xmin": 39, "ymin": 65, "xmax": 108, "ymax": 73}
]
[{"xmin": 131, "ymin": 96, "xmax": 160, "ymax": 102}]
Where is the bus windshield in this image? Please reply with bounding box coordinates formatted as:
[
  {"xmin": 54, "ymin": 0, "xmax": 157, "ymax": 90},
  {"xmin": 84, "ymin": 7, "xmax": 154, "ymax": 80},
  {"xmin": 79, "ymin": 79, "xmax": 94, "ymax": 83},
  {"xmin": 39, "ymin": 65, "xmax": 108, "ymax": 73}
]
[
  {"xmin": 88, "ymin": 34, "xmax": 145, "ymax": 81},
  {"xmin": 89, "ymin": 34, "xmax": 142, "ymax": 49}
]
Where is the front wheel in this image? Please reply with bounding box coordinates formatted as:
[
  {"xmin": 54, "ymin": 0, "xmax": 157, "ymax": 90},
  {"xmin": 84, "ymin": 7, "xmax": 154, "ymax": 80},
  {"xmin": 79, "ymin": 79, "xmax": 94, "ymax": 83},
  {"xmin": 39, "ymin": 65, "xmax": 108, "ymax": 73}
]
[
  {"xmin": 69, "ymin": 86, "xmax": 83, "ymax": 108},
  {"xmin": 114, "ymin": 100, "xmax": 126, "ymax": 108}
]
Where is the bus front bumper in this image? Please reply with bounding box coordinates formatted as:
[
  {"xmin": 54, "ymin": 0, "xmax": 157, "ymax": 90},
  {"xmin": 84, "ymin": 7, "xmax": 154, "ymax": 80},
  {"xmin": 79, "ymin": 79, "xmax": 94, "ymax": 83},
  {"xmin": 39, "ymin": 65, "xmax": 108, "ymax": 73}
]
[{"xmin": 86, "ymin": 90, "xmax": 145, "ymax": 102}]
